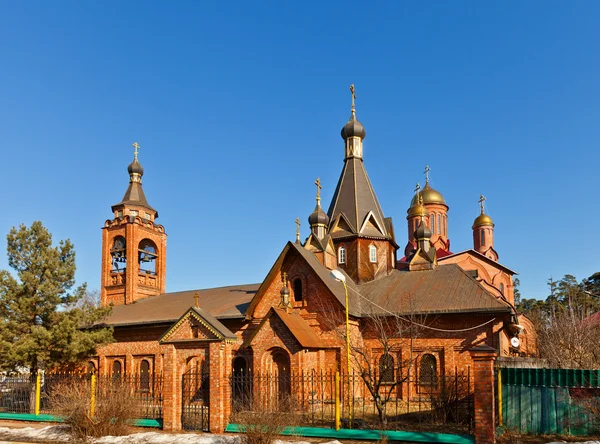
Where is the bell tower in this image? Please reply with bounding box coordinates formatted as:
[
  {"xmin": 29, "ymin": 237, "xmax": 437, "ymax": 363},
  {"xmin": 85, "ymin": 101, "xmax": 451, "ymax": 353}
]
[{"xmin": 101, "ymin": 143, "xmax": 167, "ymax": 307}]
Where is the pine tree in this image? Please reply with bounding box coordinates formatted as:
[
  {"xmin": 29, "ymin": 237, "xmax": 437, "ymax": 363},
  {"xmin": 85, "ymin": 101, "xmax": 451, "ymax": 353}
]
[{"xmin": 0, "ymin": 221, "xmax": 113, "ymax": 372}]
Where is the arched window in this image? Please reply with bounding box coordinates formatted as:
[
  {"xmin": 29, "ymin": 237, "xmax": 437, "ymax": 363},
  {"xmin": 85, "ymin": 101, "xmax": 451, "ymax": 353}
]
[
  {"xmin": 499, "ymin": 283, "xmax": 504, "ymax": 294},
  {"xmin": 419, "ymin": 354, "xmax": 437, "ymax": 386},
  {"xmin": 437, "ymin": 214, "xmax": 441, "ymax": 235},
  {"xmin": 481, "ymin": 229, "xmax": 486, "ymax": 246},
  {"xmin": 140, "ymin": 360, "xmax": 150, "ymax": 391},
  {"xmin": 338, "ymin": 246, "xmax": 346, "ymax": 264},
  {"xmin": 293, "ymin": 278, "xmax": 303, "ymax": 302},
  {"xmin": 431, "ymin": 215, "xmax": 435, "ymax": 233},
  {"xmin": 110, "ymin": 236, "xmax": 126, "ymax": 271},
  {"xmin": 112, "ymin": 360, "xmax": 122, "ymax": 378},
  {"xmin": 369, "ymin": 245, "xmax": 377, "ymax": 263},
  {"xmin": 138, "ymin": 239, "xmax": 158, "ymax": 274},
  {"xmin": 379, "ymin": 354, "xmax": 395, "ymax": 383}
]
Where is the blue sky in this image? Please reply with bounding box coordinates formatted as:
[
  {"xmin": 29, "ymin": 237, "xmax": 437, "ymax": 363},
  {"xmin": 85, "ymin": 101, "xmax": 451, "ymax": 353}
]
[{"xmin": 0, "ymin": 1, "xmax": 598, "ymax": 301}]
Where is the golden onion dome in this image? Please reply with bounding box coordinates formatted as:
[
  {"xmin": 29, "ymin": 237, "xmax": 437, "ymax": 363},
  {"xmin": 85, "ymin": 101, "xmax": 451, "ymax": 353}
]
[
  {"xmin": 473, "ymin": 211, "xmax": 494, "ymax": 228},
  {"xmin": 410, "ymin": 182, "xmax": 446, "ymax": 206},
  {"xmin": 407, "ymin": 201, "xmax": 427, "ymax": 218}
]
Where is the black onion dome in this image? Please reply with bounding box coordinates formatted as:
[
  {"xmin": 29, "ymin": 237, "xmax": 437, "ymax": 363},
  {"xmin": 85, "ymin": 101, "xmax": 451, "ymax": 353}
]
[
  {"xmin": 309, "ymin": 205, "xmax": 329, "ymax": 226},
  {"xmin": 414, "ymin": 220, "xmax": 431, "ymax": 240},
  {"xmin": 341, "ymin": 116, "xmax": 366, "ymax": 140},
  {"xmin": 128, "ymin": 159, "xmax": 144, "ymax": 176}
]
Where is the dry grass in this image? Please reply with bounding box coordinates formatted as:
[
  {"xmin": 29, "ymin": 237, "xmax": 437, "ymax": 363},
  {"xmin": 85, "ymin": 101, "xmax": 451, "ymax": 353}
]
[
  {"xmin": 231, "ymin": 396, "xmax": 300, "ymax": 444},
  {"xmin": 48, "ymin": 377, "xmax": 141, "ymax": 440}
]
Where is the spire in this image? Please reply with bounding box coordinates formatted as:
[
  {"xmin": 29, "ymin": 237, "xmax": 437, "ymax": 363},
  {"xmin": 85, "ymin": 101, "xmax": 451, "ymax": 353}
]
[
  {"xmin": 308, "ymin": 178, "xmax": 329, "ymax": 239},
  {"xmin": 329, "ymin": 88, "xmax": 389, "ymax": 240},
  {"xmin": 111, "ymin": 142, "xmax": 157, "ymax": 217}
]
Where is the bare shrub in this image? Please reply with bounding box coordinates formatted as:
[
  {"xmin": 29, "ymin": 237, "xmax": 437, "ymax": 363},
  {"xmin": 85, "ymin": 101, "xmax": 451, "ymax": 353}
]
[
  {"xmin": 49, "ymin": 377, "xmax": 141, "ymax": 440},
  {"xmin": 231, "ymin": 395, "xmax": 300, "ymax": 444},
  {"xmin": 428, "ymin": 374, "xmax": 472, "ymax": 426}
]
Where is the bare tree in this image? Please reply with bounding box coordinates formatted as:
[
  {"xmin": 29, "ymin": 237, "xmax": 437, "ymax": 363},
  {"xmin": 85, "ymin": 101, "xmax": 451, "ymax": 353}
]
[
  {"xmin": 317, "ymin": 296, "xmax": 424, "ymax": 426},
  {"xmin": 534, "ymin": 307, "xmax": 600, "ymax": 368}
]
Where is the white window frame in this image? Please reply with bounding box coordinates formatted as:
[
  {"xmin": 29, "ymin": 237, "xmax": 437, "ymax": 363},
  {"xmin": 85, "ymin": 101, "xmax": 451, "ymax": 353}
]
[
  {"xmin": 369, "ymin": 245, "xmax": 377, "ymax": 263},
  {"xmin": 338, "ymin": 246, "xmax": 346, "ymax": 264}
]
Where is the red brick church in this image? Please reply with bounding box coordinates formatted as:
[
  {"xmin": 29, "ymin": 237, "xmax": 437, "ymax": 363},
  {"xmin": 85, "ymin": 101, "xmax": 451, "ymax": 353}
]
[{"xmin": 92, "ymin": 90, "xmax": 536, "ymax": 432}]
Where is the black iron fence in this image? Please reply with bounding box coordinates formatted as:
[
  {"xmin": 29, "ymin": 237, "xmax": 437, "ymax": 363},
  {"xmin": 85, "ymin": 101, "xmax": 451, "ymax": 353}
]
[
  {"xmin": 181, "ymin": 370, "xmax": 210, "ymax": 432},
  {"xmin": 0, "ymin": 373, "xmax": 163, "ymax": 420},
  {"xmin": 230, "ymin": 367, "xmax": 473, "ymax": 433}
]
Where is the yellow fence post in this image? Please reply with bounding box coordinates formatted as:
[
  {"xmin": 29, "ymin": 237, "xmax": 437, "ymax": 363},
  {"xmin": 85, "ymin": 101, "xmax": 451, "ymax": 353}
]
[
  {"xmin": 34, "ymin": 372, "xmax": 41, "ymax": 416},
  {"xmin": 497, "ymin": 368, "xmax": 503, "ymax": 426},
  {"xmin": 90, "ymin": 372, "xmax": 97, "ymax": 418},
  {"xmin": 335, "ymin": 371, "xmax": 341, "ymax": 430}
]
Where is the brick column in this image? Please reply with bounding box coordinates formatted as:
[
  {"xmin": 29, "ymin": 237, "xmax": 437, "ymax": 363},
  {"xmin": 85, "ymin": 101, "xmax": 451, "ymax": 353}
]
[
  {"xmin": 162, "ymin": 344, "xmax": 181, "ymax": 431},
  {"xmin": 469, "ymin": 345, "xmax": 497, "ymax": 444},
  {"xmin": 209, "ymin": 341, "xmax": 233, "ymax": 433}
]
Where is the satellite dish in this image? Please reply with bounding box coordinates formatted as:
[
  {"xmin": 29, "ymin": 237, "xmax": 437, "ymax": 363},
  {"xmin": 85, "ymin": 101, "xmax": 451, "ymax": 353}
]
[{"xmin": 510, "ymin": 337, "xmax": 520, "ymax": 348}]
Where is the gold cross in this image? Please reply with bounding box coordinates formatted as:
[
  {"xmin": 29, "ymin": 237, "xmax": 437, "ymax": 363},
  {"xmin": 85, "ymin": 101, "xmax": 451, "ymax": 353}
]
[
  {"xmin": 350, "ymin": 84, "xmax": 356, "ymax": 113},
  {"xmin": 315, "ymin": 178, "xmax": 322, "ymax": 202},
  {"xmin": 479, "ymin": 194, "xmax": 486, "ymax": 213},
  {"xmin": 282, "ymin": 271, "xmax": 288, "ymax": 285},
  {"xmin": 424, "ymin": 165, "xmax": 430, "ymax": 183},
  {"xmin": 194, "ymin": 292, "xmax": 199, "ymax": 308},
  {"xmin": 133, "ymin": 142, "xmax": 140, "ymax": 160},
  {"xmin": 414, "ymin": 183, "xmax": 421, "ymax": 194}
]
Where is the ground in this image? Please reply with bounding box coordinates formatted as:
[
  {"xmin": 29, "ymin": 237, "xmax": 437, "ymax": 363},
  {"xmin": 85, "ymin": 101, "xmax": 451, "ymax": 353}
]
[{"xmin": 0, "ymin": 421, "xmax": 598, "ymax": 444}]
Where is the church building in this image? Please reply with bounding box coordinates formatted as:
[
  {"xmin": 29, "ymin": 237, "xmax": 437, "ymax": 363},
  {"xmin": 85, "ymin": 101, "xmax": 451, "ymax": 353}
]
[{"xmin": 92, "ymin": 88, "xmax": 536, "ymax": 431}]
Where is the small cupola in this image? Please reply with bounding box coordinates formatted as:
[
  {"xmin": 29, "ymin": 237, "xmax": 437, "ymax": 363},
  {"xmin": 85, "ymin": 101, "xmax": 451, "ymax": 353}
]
[
  {"xmin": 308, "ymin": 178, "xmax": 329, "ymax": 240},
  {"xmin": 279, "ymin": 272, "xmax": 291, "ymax": 308},
  {"xmin": 472, "ymin": 195, "xmax": 498, "ymax": 261},
  {"xmin": 341, "ymin": 84, "xmax": 366, "ymax": 159}
]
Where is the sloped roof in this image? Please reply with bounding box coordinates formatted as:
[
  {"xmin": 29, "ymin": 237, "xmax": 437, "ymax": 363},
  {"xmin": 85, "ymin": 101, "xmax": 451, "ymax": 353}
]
[
  {"xmin": 246, "ymin": 242, "xmax": 363, "ymax": 318},
  {"xmin": 438, "ymin": 249, "xmax": 517, "ymax": 275},
  {"xmin": 98, "ymin": 284, "xmax": 259, "ymax": 327},
  {"xmin": 160, "ymin": 306, "xmax": 237, "ymax": 343},
  {"xmin": 112, "ymin": 182, "xmax": 157, "ymax": 214},
  {"xmin": 357, "ymin": 264, "xmax": 511, "ymax": 316},
  {"xmin": 327, "ymin": 158, "xmax": 389, "ymax": 240},
  {"xmin": 243, "ymin": 308, "xmax": 322, "ymax": 348}
]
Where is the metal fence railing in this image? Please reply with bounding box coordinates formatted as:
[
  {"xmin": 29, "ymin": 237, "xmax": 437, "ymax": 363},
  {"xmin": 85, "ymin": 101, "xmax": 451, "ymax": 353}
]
[
  {"xmin": 230, "ymin": 367, "xmax": 473, "ymax": 434},
  {"xmin": 0, "ymin": 373, "xmax": 163, "ymax": 420}
]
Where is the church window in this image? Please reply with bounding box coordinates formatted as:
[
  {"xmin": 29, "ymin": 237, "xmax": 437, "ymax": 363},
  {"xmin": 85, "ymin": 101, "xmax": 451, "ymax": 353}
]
[
  {"xmin": 130, "ymin": 210, "xmax": 138, "ymax": 217},
  {"xmin": 419, "ymin": 354, "xmax": 437, "ymax": 386},
  {"xmin": 144, "ymin": 212, "xmax": 151, "ymax": 220},
  {"xmin": 110, "ymin": 236, "xmax": 126, "ymax": 272},
  {"xmin": 379, "ymin": 353, "xmax": 395, "ymax": 383},
  {"xmin": 117, "ymin": 210, "xmax": 123, "ymax": 218},
  {"xmin": 369, "ymin": 245, "xmax": 377, "ymax": 263},
  {"xmin": 499, "ymin": 283, "xmax": 504, "ymax": 294},
  {"xmin": 481, "ymin": 229, "xmax": 486, "ymax": 246},
  {"xmin": 338, "ymin": 246, "xmax": 346, "ymax": 264},
  {"xmin": 138, "ymin": 239, "xmax": 158, "ymax": 275},
  {"xmin": 293, "ymin": 278, "xmax": 303, "ymax": 302},
  {"xmin": 430, "ymin": 215, "xmax": 435, "ymax": 233},
  {"xmin": 140, "ymin": 360, "xmax": 150, "ymax": 392},
  {"xmin": 437, "ymin": 214, "xmax": 441, "ymax": 235},
  {"xmin": 112, "ymin": 360, "xmax": 122, "ymax": 378}
]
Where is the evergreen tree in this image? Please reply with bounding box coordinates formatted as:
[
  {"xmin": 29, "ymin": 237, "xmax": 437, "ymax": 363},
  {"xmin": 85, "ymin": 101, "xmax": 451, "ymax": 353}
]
[{"xmin": 0, "ymin": 221, "xmax": 113, "ymax": 372}]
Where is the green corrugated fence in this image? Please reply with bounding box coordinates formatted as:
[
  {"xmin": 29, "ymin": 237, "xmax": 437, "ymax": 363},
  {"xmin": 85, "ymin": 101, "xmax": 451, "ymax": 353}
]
[{"xmin": 501, "ymin": 368, "xmax": 600, "ymax": 436}]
